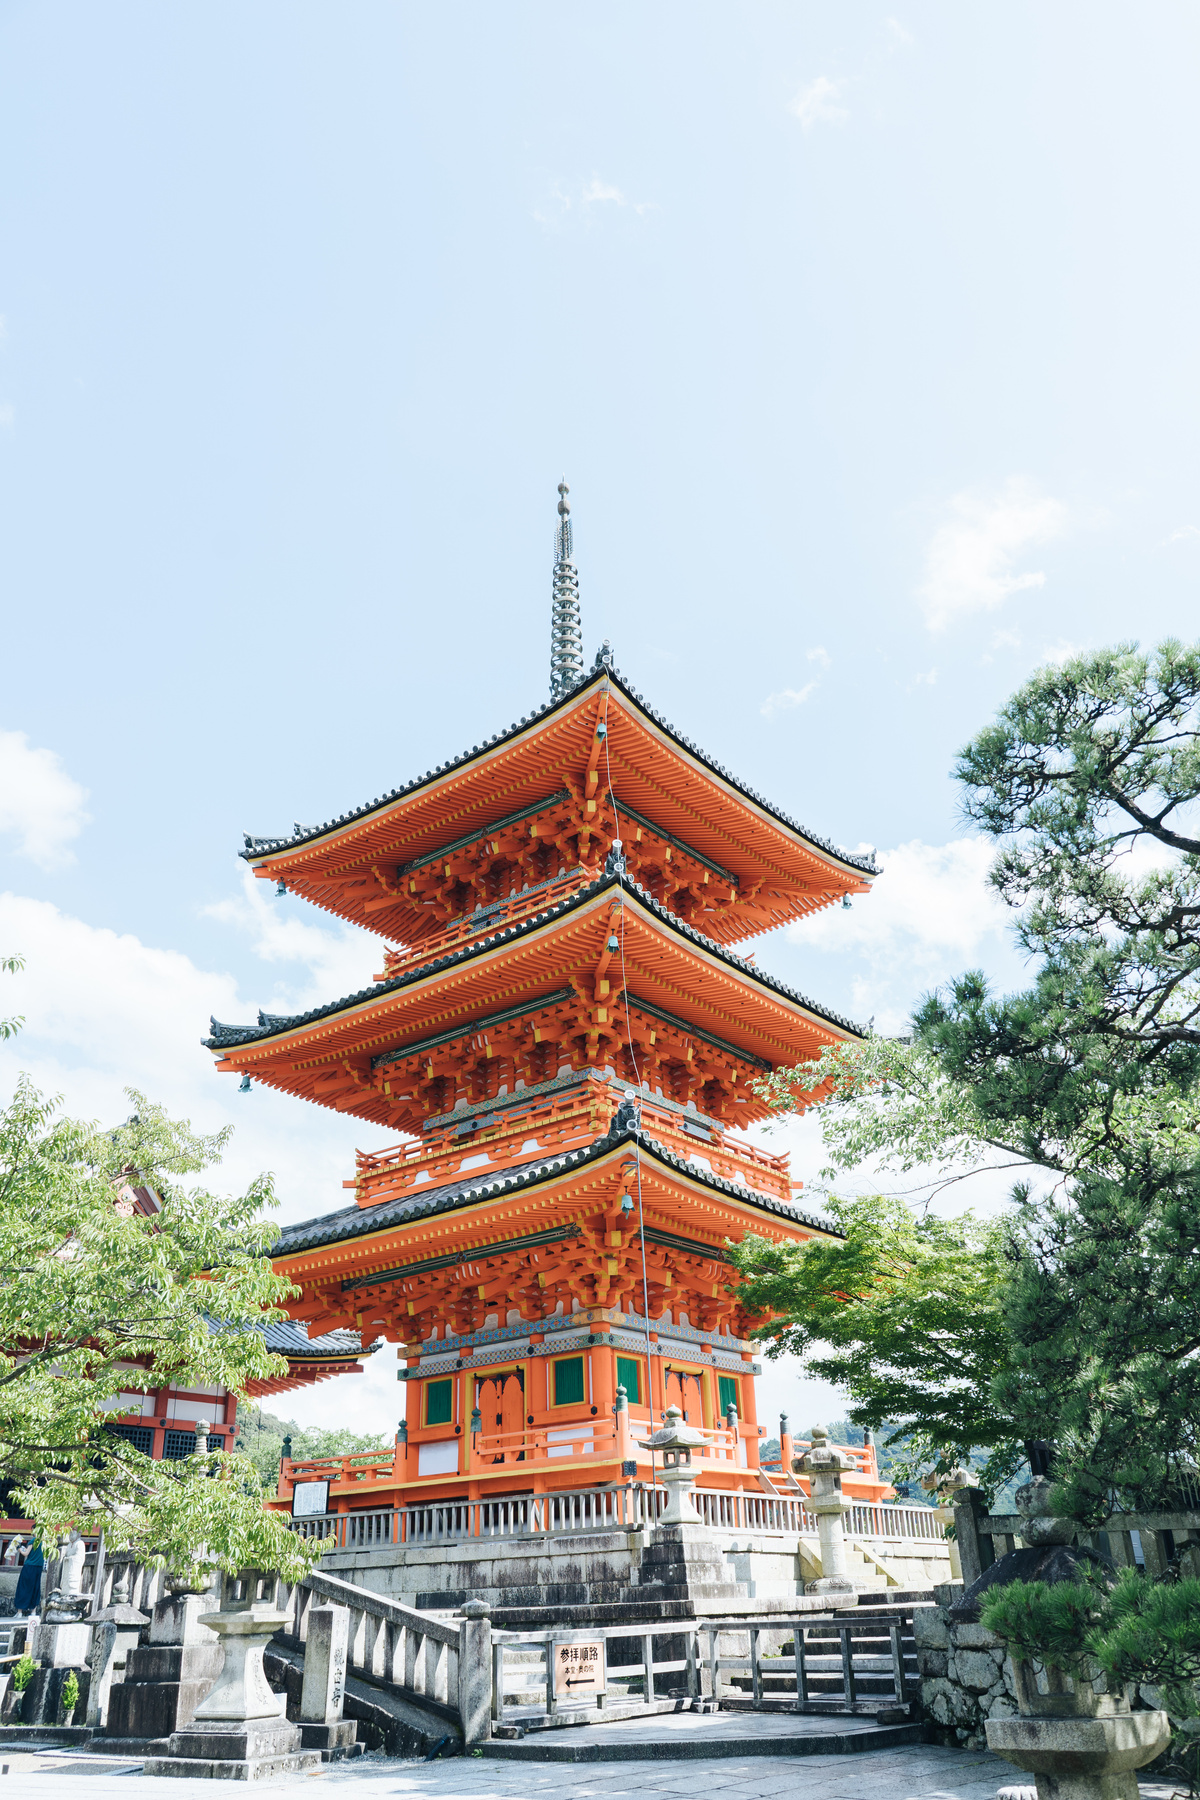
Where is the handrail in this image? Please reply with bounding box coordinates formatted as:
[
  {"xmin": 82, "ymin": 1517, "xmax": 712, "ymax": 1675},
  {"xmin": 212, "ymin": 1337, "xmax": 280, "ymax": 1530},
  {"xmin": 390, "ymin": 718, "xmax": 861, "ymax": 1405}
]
[
  {"xmin": 301, "ymin": 1566, "xmax": 460, "ymax": 1646},
  {"xmin": 347, "ymin": 1086, "xmax": 794, "ymax": 1207},
  {"xmin": 290, "ymin": 1565, "xmax": 493, "ymax": 1747},
  {"xmin": 490, "ymin": 1609, "xmax": 920, "ymax": 1729}
]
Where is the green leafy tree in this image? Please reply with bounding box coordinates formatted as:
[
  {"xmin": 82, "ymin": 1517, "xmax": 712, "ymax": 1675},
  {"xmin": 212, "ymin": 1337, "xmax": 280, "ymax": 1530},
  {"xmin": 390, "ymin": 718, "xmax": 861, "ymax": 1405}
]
[
  {"xmin": 750, "ymin": 641, "xmax": 1200, "ymax": 1515},
  {"xmin": 729, "ymin": 1195, "xmax": 1016, "ymax": 1492},
  {"xmin": 0, "ymin": 1040, "xmax": 322, "ymax": 1581}
]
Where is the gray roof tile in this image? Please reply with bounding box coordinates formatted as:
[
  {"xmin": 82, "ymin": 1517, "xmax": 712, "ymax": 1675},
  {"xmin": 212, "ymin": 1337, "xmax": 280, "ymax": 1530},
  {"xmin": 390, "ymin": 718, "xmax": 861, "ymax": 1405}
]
[
  {"xmin": 271, "ymin": 1121, "xmax": 838, "ymax": 1259},
  {"xmin": 241, "ymin": 662, "xmax": 876, "ymax": 878}
]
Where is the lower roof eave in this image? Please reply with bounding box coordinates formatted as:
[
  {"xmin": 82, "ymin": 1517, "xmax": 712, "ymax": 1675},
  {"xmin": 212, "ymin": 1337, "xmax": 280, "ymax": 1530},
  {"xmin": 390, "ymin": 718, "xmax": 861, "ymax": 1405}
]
[{"xmin": 270, "ymin": 1126, "xmax": 841, "ymax": 1265}]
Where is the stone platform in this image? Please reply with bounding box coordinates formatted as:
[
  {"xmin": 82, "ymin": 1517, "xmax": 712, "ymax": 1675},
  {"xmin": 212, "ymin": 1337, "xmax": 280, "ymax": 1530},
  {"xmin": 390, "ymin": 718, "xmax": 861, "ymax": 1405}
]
[{"xmin": 482, "ymin": 1708, "xmax": 928, "ymax": 1761}]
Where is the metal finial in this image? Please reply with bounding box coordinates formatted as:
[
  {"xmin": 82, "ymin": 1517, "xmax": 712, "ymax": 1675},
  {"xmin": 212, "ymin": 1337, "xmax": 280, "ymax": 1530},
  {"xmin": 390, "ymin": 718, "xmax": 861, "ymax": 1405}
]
[{"xmin": 550, "ymin": 478, "xmax": 583, "ymax": 699}]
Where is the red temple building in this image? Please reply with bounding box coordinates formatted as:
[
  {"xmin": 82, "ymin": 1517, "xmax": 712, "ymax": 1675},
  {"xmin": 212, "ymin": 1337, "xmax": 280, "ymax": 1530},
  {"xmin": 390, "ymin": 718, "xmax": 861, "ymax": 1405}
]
[{"xmin": 206, "ymin": 486, "xmax": 887, "ymax": 1524}]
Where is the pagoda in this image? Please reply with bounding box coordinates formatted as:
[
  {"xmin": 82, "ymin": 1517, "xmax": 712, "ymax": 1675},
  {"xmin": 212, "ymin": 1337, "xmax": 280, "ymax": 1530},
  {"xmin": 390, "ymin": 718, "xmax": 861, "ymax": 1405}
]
[{"xmin": 206, "ymin": 484, "xmax": 884, "ymax": 1521}]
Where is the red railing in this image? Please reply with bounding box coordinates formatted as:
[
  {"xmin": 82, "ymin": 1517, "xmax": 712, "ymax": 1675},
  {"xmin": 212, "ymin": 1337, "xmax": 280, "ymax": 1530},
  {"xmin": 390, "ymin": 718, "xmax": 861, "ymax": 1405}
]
[
  {"xmin": 374, "ymin": 870, "xmax": 599, "ymax": 980},
  {"xmin": 348, "ymin": 1086, "xmax": 794, "ymax": 1209}
]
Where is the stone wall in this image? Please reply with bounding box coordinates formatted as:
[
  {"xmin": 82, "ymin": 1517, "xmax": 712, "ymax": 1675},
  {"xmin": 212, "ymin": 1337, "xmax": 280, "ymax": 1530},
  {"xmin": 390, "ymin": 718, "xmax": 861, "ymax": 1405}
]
[
  {"xmin": 912, "ymin": 1581, "xmax": 1019, "ymax": 1750},
  {"xmin": 315, "ymin": 1521, "xmax": 947, "ymax": 1620},
  {"xmin": 316, "ymin": 1523, "xmax": 818, "ymax": 1621}
]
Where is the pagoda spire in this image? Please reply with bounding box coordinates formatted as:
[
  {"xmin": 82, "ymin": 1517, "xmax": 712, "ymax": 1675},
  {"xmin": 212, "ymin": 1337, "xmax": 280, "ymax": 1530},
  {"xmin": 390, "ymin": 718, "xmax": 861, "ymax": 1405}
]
[{"xmin": 549, "ymin": 479, "xmax": 583, "ymax": 699}]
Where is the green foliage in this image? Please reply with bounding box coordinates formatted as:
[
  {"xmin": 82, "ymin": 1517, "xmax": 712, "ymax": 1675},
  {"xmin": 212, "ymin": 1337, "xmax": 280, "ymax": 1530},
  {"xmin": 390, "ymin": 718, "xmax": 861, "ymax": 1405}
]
[
  {"xmin": 980, "ymin": 1573, "xmax": 1110, "ymax": 1673},
  {"xmin": 234, "ymin": 1403, "xmax": 389, "ymax": 1492},
  {"xmin": 1091, "ymin": 1570, "xmax": 1200, "ymax": 1718},
  {"xmin": 0, "ymin": 955, "xmax": 24, "ymax": 1043},
  {"xmin": 59, "ymin": 1670, "xmax": 79, "ymax": 1715},
  {"xmin": 750, "ymin": 641, "xmax": 1200, "ymax": 1510},
  {"xmin": 11, "ymin": 1653, "xmax": 34, "ymax": 1692},
  {"xmin": 983, "ymin": 1568, "xmax": 1200, "ymax": 1724},
  {"xmin": 727, "ymin": 1195, "xmax": 1019, "ymax": 1495},
  {"xmin": 0, "ymin": 1017, "xmax": 323, "ymax": 1580}
]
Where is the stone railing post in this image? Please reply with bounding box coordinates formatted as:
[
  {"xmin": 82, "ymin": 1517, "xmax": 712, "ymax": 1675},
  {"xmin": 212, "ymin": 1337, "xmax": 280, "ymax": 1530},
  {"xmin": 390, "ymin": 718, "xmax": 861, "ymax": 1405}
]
[
  {"xmin": 298, "ymin": 1604, "xmax": 357, "ymax": 1760},
  {"xmin": 951, "ymin": 1487, "xmax": 994, "ymax": 1589},
  {"xmin": 457, "ymin": 1600, "xmax": 492, "ymax": 1746},
  {"xmin": 300, "ymin": 1605, "xmax": 348, "ymax": 1724}
]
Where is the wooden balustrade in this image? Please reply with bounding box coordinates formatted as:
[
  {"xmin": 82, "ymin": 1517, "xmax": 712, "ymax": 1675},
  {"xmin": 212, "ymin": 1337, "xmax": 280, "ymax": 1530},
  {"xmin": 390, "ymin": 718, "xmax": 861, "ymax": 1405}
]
[
  {"xmin": 346, "ymin": 1081, "xmax": 795, "ymax": 1209},
  {"xmin": 490, "ymin": 1610, "xmax": 920, "ymax": 1732},
  {"xmin": 953, "ymin": 1494, "xmax": 1200, "ymax": 1587},
  {"xmin": 376, "ymin": 871, "xmax": 599, "ymax": 979}
]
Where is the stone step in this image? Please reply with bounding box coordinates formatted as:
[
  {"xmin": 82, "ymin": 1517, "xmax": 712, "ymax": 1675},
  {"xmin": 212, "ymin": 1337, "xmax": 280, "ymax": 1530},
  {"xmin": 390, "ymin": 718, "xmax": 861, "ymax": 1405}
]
[{"xmin": 482, "ymin": 1719, "xmax": 927, "ymax": 1761}]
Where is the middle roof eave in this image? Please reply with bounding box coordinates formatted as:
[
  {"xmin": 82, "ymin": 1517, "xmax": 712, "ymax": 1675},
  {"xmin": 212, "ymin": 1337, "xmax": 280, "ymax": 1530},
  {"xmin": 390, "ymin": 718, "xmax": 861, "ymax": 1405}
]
[{"xmin": 204, "ymin": 870, "xmax": 866, "ymax": 1061}]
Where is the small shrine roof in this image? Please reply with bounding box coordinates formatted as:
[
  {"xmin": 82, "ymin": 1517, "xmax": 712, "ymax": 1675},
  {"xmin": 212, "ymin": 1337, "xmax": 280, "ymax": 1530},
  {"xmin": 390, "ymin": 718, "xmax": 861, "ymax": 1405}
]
[
  {"xmin": 205, "ymin": 869, "xmax": 865, "ymax": 1053},
  {"xmin": 270, "ymin": 1117, "xmax": 839, "ymax": 1258},
  {"xmin": 240, "ymin": 657, "xmax": 876, "ymax": 877}
]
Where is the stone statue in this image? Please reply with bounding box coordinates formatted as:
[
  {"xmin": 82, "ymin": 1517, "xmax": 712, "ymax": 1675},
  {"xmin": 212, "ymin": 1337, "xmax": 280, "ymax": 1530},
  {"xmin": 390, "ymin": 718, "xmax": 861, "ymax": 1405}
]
[
  {"xmin": 43, "ymin": 1527, "xmax": 90, "ymax": 1623},
  {"xmin": 59, "ymin": 1529, "xmax": 86, "ymax": 1597}
]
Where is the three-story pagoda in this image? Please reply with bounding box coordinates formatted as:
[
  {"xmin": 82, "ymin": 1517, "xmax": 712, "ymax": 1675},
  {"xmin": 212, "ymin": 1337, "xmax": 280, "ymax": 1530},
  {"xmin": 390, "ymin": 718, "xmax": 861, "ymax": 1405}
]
[{"xmin": 207, "ymin": 486, "xmax": 884, "ymax": 1519}]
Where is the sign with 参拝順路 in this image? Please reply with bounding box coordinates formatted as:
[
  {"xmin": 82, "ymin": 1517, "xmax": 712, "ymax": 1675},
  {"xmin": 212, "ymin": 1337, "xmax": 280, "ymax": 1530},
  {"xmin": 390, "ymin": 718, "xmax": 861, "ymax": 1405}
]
[{"xmin": 554, "ymin": 1639, "xmax": 606, "ymax": 1696}]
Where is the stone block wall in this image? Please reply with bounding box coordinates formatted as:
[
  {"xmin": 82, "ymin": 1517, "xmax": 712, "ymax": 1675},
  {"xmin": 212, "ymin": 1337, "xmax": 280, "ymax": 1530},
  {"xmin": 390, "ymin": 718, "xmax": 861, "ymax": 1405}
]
[{"xmin": 913, "ymin": 1582, "xmax": 1018, "ymax": 1749}]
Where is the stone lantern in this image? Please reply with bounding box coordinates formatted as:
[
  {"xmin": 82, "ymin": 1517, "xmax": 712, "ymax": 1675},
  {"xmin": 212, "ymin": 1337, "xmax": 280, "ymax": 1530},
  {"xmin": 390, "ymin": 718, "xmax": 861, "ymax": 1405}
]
[
  {"xmin": 793, "ymin": 1425, "xmax": 855, "ymax": 1594},
  {"xmin": 638, "ymin": 1404, "xmax": 707, "ymax": 1525}
]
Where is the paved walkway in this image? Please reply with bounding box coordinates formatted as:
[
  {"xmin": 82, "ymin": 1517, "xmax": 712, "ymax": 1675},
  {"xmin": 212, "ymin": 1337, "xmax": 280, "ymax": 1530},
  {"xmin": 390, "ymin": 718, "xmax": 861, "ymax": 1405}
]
[{"xmin": 0, "ymin": 1743, "xmax": 1183, "ymax": 1799}]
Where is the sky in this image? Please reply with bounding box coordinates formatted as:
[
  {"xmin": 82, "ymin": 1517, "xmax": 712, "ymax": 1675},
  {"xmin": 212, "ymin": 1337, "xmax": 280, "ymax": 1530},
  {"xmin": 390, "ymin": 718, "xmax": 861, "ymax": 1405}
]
[{"xmin": 2, "ymin": 1, "xmax": 1198, "ymax": 1437}]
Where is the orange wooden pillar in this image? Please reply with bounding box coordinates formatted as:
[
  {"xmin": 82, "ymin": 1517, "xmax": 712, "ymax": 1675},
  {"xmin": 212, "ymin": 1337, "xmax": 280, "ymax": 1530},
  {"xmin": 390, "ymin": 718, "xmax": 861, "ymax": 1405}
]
[
  {"xmin": 591, "ymin": 1339, "xmax": 616, "ymax": 1444},
  {"xmin": 739, "ymin": 1354, "xmax": 760, "ymax": 1468}
]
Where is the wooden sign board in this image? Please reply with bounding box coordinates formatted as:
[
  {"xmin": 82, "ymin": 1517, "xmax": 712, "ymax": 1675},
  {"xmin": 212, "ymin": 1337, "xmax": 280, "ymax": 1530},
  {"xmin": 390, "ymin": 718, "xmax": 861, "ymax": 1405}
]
[{"xmin": 553, "ymin": 1639, "xmax": 606, "ymax": 1697}]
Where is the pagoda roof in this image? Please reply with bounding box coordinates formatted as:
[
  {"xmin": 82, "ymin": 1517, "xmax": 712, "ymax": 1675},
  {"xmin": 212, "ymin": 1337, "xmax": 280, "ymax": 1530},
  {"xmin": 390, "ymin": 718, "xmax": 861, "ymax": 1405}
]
[
  {"xmin": 205, "ymin": 868, "xmax": 864, "ymax": 1056},
  {"xmin": 238, "ymin": 658, "xmax": 875, "ymax": 943},
  {"xmin": 271, "ymin": 1116, "xmax": 839, "ymax": 1260}
]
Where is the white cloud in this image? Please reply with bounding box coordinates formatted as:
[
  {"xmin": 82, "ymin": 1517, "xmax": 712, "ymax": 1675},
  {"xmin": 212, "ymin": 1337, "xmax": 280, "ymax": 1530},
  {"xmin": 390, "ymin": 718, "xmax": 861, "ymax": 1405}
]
[
  {"xmin": 991, "ymin": 629, "xmax": 1022, "ymax": 650},
  {"xmin": 203, "ymin": 866, "xmax": 380, "ymax": 1005},
  {"xmin": 790, "ymin": 76, "xmax": 849, "ymax": 132},
  {"xmin": 582, "ymin": 179, "xmax": 624, "ymax": 206},
  {"xmin": 790, "ymin": 837, "xmax": 1012, "ymax": 1033},
  {"xmin": 1162, "ymin": 525, "xmax": 1200, "ymax": 547},
  {"xmin": 917, "ymin": 478, "xmax": 1069, "ymax": 632},
  {"xmin": 1041, "ymin": 638, "xmax": 1083, "ymax": 666},
  {"xmin": 885, "ymin": 17, "xmax": 914, "ymax": 48},
  {"xmin": 909, "ymin": 667, "xmax": 937, "ymax": 690},
  {"xmin": 760, "ymin": 682, "xmax": 817, "ymax": 718},
  {"xmin": 535, "ymin": 176, "xmax": 655, "ymax": 227},
  {"xmin": 0, "ymin": 731, "xmax": 90, "ymax": 869},
  {"xmin": 807, "ymin": 646, "xmax": 831, "ymax": 670}
]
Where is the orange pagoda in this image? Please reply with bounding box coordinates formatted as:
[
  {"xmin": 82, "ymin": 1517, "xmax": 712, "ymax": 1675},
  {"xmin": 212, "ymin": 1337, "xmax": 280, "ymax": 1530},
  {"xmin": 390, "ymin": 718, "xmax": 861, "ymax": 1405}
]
[{"xmin": 206, "ymin": 484, "xmax": 884, "ymax": 1524}]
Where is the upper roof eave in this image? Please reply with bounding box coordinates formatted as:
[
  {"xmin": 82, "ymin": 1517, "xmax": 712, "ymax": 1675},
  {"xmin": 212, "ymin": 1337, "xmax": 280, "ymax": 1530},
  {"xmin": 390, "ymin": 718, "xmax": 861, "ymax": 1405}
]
[
  {"xmin": 204, "ymin": 869, "xmax": 867, "ymax": 1054},
  {"xmin": 240, "ymin": 660, "xmax": 876, "ymax": 882}
]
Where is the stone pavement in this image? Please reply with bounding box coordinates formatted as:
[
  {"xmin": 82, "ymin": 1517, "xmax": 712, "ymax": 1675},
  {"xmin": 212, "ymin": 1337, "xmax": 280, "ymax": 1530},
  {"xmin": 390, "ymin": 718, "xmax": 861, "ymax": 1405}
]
[{"xmin": 0, "ymin": 1743, "xmax": 1183, "ymax": 1799}]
